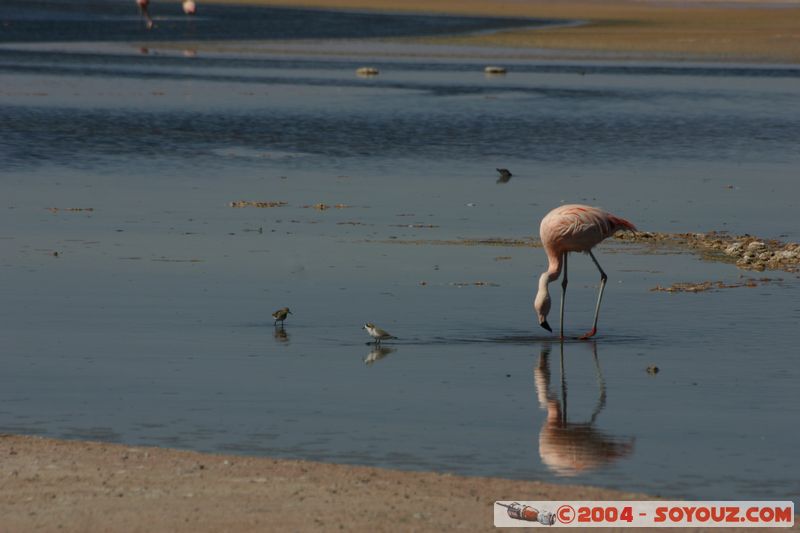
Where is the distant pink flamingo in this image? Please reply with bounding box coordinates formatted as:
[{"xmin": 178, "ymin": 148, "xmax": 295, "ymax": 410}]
[
  {"xmin": 182, "ymin": 0, "xmax": 197, "ymax": 15},
  {"xmin": 534, "ymin": 204, "xmax": 637, "ymax": 339},
  {"xmin": 136, "ymin": 0, "xmax": 153, "ymax": 29}
]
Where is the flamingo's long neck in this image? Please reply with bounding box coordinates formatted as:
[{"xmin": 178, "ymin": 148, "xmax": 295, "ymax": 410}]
[
  {"xmin": 537, "ymin": 271, "xmax": 551, "ymax": 297},
  {"xmin": 536, "ymin": 252, "xmax": 561, "ymax": 306},
  {"xmin": 544, "ymin": 250, "xmax": 562, "ymax": 283}
]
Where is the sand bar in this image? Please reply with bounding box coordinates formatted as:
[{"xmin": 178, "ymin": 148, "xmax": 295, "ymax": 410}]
[{"xmin": 211, "ymin": 0, "xmax": 800, "ymax": 63}]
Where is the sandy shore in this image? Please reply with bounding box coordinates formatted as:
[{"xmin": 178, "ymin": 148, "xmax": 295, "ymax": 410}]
[
  {"xmin": 211, "ymin": 0, "xmax": 800, "ymax": 63},
  {"xmin": 0, "ymin": 434, "xmax": 658, "ymax": 532}
]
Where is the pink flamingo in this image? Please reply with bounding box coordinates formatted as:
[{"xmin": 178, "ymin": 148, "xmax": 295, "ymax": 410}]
[
  {"xmin": 136, "ymin": 0, "xmax": 153, "ymax": 29},
  {"xmin": 182, "ymin": 0, "xmax": 197, "ymax": 15},
  {"xmin": 534, "ymin": 204, "xmax": 637, "ymax": 339}
]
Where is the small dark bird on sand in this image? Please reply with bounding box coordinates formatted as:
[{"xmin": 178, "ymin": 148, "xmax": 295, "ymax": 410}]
[{"xmin": 272, "ymin": 307, "xmax": 292, "ymax": 326}]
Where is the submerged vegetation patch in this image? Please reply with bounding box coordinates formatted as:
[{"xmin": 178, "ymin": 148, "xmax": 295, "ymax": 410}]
[
  {"xmin": 450, "ymin": 281, "xmax": 500, "ymax": 287},
  {"xmin": 229, "ymin": 200, "xmax": 287, "ymax": 208},
  {"xmin": 650, "ymin": 277, "xmax": 783, "ymax": 293},
  {"xmin": 46, "ymin": 207, "xmax": 94, "ymax": 213},
  {"xmin": 371, "ymin": 231, "xmax": 799, "ymax": 273},
  {"xmin": 372, "ymin": 237, "xmax": 539, "ymax": 248},
  {"xmin": 302, "ymin": 203, "xmax": 352, "ymax": 210}
]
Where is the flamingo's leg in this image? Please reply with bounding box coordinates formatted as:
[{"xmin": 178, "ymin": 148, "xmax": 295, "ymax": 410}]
[
  {"xmin": 559, "ymin": 252, "xmax": 568, "ymax": 340},
  {"xmin": 580, "ymin": 250, "xmax": 607, "ymax": 340},
  {"xmin": 139, "ymin": 6, "xmax": 154, "ymax": 29}
]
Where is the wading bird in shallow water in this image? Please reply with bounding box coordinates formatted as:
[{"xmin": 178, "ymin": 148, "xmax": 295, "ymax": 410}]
[
  {"xmin": 272, "ymin": 307, "xmax": 292, "ymax": 326},
  {"xmin": 363, "ymin": 323, "xmax": 396, "ymax": 345},
  {"xmin": 534, "ymin": 204, "xmax": 637, "ymax": 339},
  {"xmin": 136, "ymin": 0, "xmax": 154, "ymax": 29}
]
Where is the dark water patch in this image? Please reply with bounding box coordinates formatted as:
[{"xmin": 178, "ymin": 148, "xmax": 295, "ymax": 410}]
[
  {"xmin": 481, "ymin": 334, "xmax": 649, "ymax": 346},
  {"xmin": 60, "ymin": 426, "xmax": 123, "ymax": 442},
  {"xmin": 0, "ymin": 55, "xmax": 630, "ymax": 99},
  {"xmin": 0, "ymin": 0, "xmax": 550, "ymax": 44},
  {"xmin": 134, "ymin": 422, "xmax": 165, "ymax": 429},
  {"xmin": 3, "ymin": 102, "xmax": 798, "ymax": 171},
  {"xmin": 504, "ymin": 63, "xmax": 800, "ymax": 79},
  {"xmin": 357, "ymin": 333, "xmax": 651, "ymax": 347},
  {"xmin": 218, "ymin": 442, "xmax": 281, "ymax": 454},
  {"xmin": 148, "ymin": 435, "xmax": 191, "ymax": 447},
  {"xmin": 0, "ymin": 425, "xmax": 48, "ymax": 435},
  {"xmin": 3, "ymin": 47, "xmax": 800, "ymax": 80}
]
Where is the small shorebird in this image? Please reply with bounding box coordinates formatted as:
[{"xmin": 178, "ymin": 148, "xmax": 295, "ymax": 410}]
[
  {"xmin": 182, "ymin": 0, "xmax": 197, "ymax": 15},
  {"xmin": 272, "ymin": 307, "xmax": 292, "ymax": 326},
  {"xmin": 534, "ymin": 204, "xmax": 637, "ymax": 339},
  {"xmin": 363, "ymin": 323, "xmax": 396, "ymax": 345},
  {"xmin": 496, "ymin": 168, "xmax": 512, "ymax": 183}
]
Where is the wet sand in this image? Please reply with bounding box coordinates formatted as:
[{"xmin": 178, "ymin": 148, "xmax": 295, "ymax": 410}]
[
  {"xmin": 1, "ymin": 434, "xmax": 650, "ymax": 532},
  {"xmin": 214, "ymin": 0, "xmax": 800, "ymax": 63}
]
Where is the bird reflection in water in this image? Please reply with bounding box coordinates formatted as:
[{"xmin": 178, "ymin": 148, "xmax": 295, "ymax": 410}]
[
  {"xmin": 535, "ymin": 342, "xmax": 634, "ymax": 477},
  {"xmin": 273, "ymin": 326, "xmax": 290, "ymax": 344},
  {"xmin": 364, "ymin": 346, "xmax": 396, "ymax": 365},
  {"xmin": 496, "ymin": 168, "xmax": 513, "ymax": 184}
]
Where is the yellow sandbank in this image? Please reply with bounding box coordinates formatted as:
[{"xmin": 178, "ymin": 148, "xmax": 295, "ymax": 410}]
[{"xmin": 210, "ymin": 0, "xmax": 800, "ymax": 63}]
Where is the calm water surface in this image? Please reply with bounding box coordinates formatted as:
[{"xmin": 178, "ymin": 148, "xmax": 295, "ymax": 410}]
[{"xmin": 1, "ymin": 1, "xmax": 799, "ymax": 501}]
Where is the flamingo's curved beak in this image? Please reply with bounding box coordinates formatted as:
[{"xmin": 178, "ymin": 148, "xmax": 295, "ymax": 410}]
[{"xmin": 540, "ymin": 320, "xmax": 552, "ymax": 333}]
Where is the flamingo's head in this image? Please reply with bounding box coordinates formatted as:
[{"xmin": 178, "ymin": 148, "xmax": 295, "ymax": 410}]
[{"xmin": 534, "ymin": 276, "xmax": 552, "ymax": 332}]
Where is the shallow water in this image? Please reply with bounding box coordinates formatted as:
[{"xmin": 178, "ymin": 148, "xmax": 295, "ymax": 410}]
[
  {"xmin": 0, "ymin": 0, "xmax": 550, "ymax": 43},
  {"xmin": 1, "ymin": 2, "xmax": 799, "ymax": 501}
]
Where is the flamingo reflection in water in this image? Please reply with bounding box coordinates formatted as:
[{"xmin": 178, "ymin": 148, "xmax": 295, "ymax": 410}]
[{"xmin": 535, "ymin": 342, "xmax": 634, "ymax": 476}]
